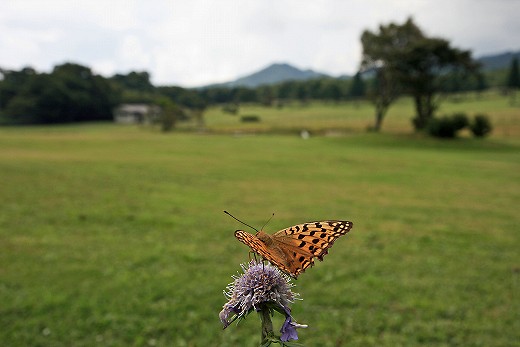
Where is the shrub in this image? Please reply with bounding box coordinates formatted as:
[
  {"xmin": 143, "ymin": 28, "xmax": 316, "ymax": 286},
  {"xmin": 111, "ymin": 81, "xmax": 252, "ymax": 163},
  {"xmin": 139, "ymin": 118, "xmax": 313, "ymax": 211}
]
[
  {"xmin": 427, "ymin": 113, "xmax": 469, "ymax": 138},
  {"xmin": 470, "ymin": 114, "xmax": 492, "ymax": 137},
  {"xmin": 451, "ymin": 112, "xmax": 469, "ymax": 131},
  {"xmin": 427, "ymin": 116, "xmax": 455, "ymax": 138},
  {"xmin": 240, "ymin": 115, "xmax": 261, "ymax": 123}
]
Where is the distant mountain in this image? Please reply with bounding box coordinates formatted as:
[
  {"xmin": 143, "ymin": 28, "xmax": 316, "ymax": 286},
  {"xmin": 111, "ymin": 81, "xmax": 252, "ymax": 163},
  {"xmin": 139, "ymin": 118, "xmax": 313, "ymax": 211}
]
[
  {"xmin": 477, "ymin": 50, "xmax": 520, "ymax": 71},
  {"xmin": 203, "ymin": 63, "xmax": 329, "ymax": 88},
  {"xmin": 198, "ymin": 50, "xmax": 519, "ymax": 89}
]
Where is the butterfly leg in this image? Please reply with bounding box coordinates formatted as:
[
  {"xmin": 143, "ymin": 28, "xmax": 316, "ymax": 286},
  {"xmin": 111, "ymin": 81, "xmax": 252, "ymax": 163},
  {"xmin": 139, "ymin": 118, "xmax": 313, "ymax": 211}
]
[
  {"xmin": 248, "ymin": 251, "xmax": 258, "ymax": 263},
  {"xmin": 248, "ymin": 251, "xmax": 265, "ymax": 270}
]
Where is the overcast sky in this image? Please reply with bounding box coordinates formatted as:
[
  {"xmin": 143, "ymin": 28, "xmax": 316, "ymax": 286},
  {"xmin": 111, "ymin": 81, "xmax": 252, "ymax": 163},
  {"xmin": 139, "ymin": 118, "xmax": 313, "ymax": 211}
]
[{"xmin": 1, "ymin": 0, "xmax": 519, "ymax": 87}]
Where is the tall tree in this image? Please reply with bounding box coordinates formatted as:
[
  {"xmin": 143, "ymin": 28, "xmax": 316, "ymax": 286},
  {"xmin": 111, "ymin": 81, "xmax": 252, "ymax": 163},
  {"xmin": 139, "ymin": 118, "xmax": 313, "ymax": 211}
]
[
  {"xmin": 506, "ymin": 57, "xmax": 520, "ymax": 104},
  {"xmin": 1, "ymin": 63, "xmax": 116, "ymax": 124},
  {"xmin": 320, "ymin": 79, "xmax": 343, "ymax": 103},
  {"xmin": 349, "ymin": 72, "xmax": 366, "ymax": 99},
  {"xmin": 111, "ymin": 71, "xmax": 154, "ymax": 92},
  {"xmin": 367, "ymin": 68, "xmax": 401, "ymax": 131},
  {"xmin": 360, "ymin": 18, "xmax": 421, "ymax": 130},
  {"xmin": 0, "ymin": 67, "xmax": 37, "ymax": 111},
  {"xmin": 396, "ymin": 37, "xmax": 477, "ymax": 129},
  {"xmin": 361, "ymin": 18, "xmax": 478, "ymax": 131},
  {"xmin": 507, "ymin": 57, "xmax": 520, "ymax": 89}
]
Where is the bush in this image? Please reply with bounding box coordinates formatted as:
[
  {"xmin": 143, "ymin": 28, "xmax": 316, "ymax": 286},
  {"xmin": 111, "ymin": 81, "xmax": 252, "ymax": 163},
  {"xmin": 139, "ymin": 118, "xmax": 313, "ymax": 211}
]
[
  {"xmin": 451, "ymin": 112, "xmax": 469, "ymax": 131},
  {"xmin": 470, "ymin": 114, "xmax": 492, "ymax": 137},
  {"xmin": 427, "ymin": 112, "xmax": 493, "ymax": 139},
  {"xmin": 240, "ymin": 115, "xmax": 261, "ymax": 123},
  {"xmin": 427, "ymin": 113, "xmax": 468, "ymax": 138}
]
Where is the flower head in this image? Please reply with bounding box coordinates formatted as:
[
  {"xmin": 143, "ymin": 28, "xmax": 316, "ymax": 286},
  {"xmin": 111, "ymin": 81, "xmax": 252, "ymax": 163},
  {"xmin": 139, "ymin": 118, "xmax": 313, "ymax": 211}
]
[{"xmin": 219, "ymin": 260, "xmax": 299, "ymax": 329}]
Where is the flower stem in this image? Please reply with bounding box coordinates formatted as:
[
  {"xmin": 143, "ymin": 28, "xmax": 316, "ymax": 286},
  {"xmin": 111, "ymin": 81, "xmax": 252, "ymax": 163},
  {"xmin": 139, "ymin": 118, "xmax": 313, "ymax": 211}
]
[{"xmin": 258, "ymin": 304, "xmax": 274, "ymax": 345}]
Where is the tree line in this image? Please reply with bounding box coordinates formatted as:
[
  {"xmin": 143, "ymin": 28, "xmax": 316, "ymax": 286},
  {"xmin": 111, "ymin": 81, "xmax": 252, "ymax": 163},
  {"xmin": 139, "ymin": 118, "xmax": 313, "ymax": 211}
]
[{"xmin": 1, "ymin": 17, "xmax": 518, "ymax": 128}]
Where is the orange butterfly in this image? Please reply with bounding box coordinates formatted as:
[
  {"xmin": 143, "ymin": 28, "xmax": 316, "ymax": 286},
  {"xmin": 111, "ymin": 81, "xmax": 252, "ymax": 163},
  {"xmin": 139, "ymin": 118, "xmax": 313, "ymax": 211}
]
[{"xmin": 226, "ymin": 212, "xmax": 353, "ymax": 278}]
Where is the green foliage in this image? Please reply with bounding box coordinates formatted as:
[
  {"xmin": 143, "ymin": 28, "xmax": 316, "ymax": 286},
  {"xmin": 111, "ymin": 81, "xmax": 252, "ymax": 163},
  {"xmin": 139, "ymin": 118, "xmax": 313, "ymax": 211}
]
[
  {"xmin": 427, "ymin": 116, "xmax": 459, "ymax": 138},
  {"xmin": 156, "ymin": 86, "xmax": 207, "ymax": 111},
  {"xmin": 233, "ymin": 87, "xmax": 258, "ymax": 103},
  {"xmin": 426, "ymin": 112, "xmax": 469, "ymax": 138},
  {"xmin": 469, "ymin": 114, "xmax": 493, "ymax": 137},
  {"xmin": 111, "ymin": 71, "xmax": 154, "ymax": 92},
  {"xmin": 119, "ymin": 89, "xmax": 156, "ymax": 104},
  {"xmin": 349, "ymin": 72, "xmax": 366, "ymax": 98},
  {"xmin": 426, "ymin": 112, "xmax": 494, "ymax": 139},
  {"xmin": 241, "ymin": 114, "xmax": 261, "ymax": 122},
  {"xmin": 257, "ymin": 85, "xmax": 276, "ymax": 106},
  {"xmin": 365, "ymin": 69, "xmax": 401, "ymax": 131},
  {"xmin": 450, "ymin": 112, "xmax": 470, "ymax": 130},
  {"xmin": 0, "ymin": 63, "xmax": 117, "ymax": 124},
  {"xmin": 153, "ymin": 96, "xmax": 182, "ymax": 132},
  {"xmin": 506, "ymin": 57, "xmax": 520, "ymax": 89},
  {"xmin": 360, "ymin": 17, "xmax": 479, "ymax": 131},
  {"xmin": 0, "ymin": 67, "xmax": 37, "ymax": 108}
]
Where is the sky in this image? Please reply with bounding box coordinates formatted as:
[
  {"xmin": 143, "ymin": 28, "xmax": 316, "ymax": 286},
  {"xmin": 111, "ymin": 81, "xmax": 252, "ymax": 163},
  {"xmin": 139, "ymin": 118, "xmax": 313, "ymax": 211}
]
[{"xmin": 1, "ymin": 0, "xmax": 519, "ymax": 87}]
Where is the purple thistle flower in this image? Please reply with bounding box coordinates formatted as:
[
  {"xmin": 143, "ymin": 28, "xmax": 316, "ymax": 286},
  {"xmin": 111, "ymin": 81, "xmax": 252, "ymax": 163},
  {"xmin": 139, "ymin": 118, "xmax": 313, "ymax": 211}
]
[{"xmin": 219, "ymin": 261, "xmax": 306, "ymax": 342}]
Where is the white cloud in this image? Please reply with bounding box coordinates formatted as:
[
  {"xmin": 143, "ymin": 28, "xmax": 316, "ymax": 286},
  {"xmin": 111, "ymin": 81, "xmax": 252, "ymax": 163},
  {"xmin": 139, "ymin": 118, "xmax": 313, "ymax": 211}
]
[
  {"xmin": 1, "ymin": 0, "xmax": 519, "ymax": 86},
  {"xmin": 118, "ymin": 35, "xmax": 151, "ymax": 67}
]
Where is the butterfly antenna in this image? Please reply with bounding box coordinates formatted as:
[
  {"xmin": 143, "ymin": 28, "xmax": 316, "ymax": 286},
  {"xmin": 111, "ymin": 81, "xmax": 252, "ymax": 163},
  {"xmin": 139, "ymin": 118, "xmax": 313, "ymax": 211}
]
[
  {"xmin": 224, "ymin": 211, "xmax": 259, "ymax": 232},
  {"xmin": 260, "ymin": 212, "xmax": 275, "ymax": 231}
]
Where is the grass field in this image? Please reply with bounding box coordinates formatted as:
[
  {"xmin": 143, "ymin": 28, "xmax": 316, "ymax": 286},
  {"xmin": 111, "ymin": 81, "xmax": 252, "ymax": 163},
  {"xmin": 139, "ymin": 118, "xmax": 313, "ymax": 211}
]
[
  {"xmin": 198, "ymin": 91, "xmax": 520, "ymax": 138},
  {"xmin": 1, "ymin": 94, "xmax": 519, "ymax": 346}
]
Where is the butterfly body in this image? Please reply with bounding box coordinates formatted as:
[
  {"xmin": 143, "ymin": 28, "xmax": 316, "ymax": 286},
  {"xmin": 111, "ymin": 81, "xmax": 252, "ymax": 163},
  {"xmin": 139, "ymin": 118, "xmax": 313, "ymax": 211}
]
[{"xmin": 234, "ymin": 220, "xmax": 353, "ymax": 278}]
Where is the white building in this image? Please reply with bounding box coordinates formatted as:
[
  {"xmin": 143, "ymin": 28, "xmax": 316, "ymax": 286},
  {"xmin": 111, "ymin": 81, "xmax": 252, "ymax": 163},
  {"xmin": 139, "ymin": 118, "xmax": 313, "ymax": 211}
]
[{"xmin": 113, "ymin": 104, "xmax": 161, "ymax": 124}]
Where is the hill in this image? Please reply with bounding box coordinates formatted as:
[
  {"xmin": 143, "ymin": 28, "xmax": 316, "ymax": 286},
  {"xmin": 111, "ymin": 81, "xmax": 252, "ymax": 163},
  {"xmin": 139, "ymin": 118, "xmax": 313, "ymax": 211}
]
[
  {"xmin": 477, "ymin": 50, "xmax": 520, "ymax": 71},
  {"xmin": 199, "ymin": 49, "xmax": 519, "ymax": 89},
  {"xmin": 203, "ymin": 63, "xmax": 329, "ymax": 88}
]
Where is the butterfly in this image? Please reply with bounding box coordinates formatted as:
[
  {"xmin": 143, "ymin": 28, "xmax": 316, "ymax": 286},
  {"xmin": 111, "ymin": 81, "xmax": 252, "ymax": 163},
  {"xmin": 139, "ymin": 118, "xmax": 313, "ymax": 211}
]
[{"xmin": 226, "ymin": 212, "xmax": 353, "ymax": 278}]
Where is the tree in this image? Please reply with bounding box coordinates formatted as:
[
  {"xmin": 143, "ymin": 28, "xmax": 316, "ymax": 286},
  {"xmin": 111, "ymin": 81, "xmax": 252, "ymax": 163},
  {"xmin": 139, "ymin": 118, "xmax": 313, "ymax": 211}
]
[
  {"xmin": 320, "ymin": 79, "xmax": 344, "ymax": 103},
  {"xmin": 349, "ymin": 72, "xmax": 366, "ymax": 99},
  {"xmin": 276, "ymin": 81, "xmax": 297, "ymax": 101},
  {"xmin": 233, "ymin": 87, "xmax": 258, "ymax": 103},
  {"xmin": 507, "ymin": 57, "xmax": 520, "ymax": 89},
  {"xmin": 154, "ymin": 96, "xmax": 182, "ymax": 132},
  {"xmin": 361, "ymin": 17, "xmax": 478, "ymax": 131},
  {"xmin": 52, "ymin": 63, "xmax": 118, "ymax": 122},
  {"xmin": 257, "ymin": 85, "xmax": 275, "ymax": 106},
  {"xmin": 0, "ymin": 67, "xmax": 37, "ymax": 112},
  {"xmin": 1, "ymin": 63, "xmax": 117, "ymax": 124},
  {"xmin": 366, "ymin": 68, "xmax": 401, "ymax": 131},
  {"xmin": 474, "ymin": 73, "xmax": 489, "ymax": 98},
  {"xmin": 111, "ymin": 71, "xmax": 154, "ymax": 92},
  {"xmin": 397, "ymin": 37, "xmax": 478, "ymax": 129},
  {"xmin": 156, "ymin": 86, "xmax": 207, "ymax": 127},
  {"xmin": 295, "ymin": 83, "xmax": 309, "ymax": 105},
  {"xmin": 360, "ymin": 19, "xmax": 421, "ymax": 130},
  {"xmin": 506, "ymin": 57, "xmax": 520, "ymax": 104}
]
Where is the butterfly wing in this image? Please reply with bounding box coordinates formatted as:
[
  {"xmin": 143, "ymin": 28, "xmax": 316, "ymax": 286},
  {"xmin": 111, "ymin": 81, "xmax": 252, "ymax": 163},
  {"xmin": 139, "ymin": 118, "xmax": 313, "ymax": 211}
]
[
  {"xmin": 234, "ymin": 221, "xmax": 353, "ymax": 278},
  {"xmin": 234, "ymin": 230, "xmax": 295, "ymax": 276},
  {"xmin": 271, "ymin": 220, "xmax": 353, "ymax": 277}
]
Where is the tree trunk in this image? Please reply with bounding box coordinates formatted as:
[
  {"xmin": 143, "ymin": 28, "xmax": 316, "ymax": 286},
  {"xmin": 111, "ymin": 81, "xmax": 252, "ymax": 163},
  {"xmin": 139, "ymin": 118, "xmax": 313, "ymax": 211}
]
[
  {"xmin": 373, "ymin": 108, "xmax": 384, "ymax": 131},
  {"xmin": 412, "ymin": 93, "xmax": 436, "ymax": 130}
]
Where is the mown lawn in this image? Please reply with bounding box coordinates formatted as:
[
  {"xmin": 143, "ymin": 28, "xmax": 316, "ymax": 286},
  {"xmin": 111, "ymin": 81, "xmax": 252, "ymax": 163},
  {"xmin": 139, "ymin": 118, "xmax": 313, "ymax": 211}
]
[
  {"xmin": 0, "ymin": 96, "xmax": 519, "ymax": 346},
  {"xmin": 200, "ymin": 91, "xmax": 520, "ymax": 138}
]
